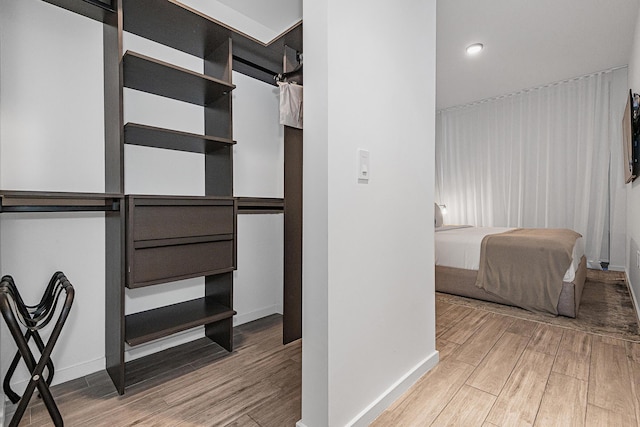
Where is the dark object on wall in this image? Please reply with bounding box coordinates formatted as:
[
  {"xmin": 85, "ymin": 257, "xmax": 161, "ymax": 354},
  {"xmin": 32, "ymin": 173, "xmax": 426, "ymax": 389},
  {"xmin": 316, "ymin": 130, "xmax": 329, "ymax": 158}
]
[
  {"xmin": 0, "ymin": 272, "xmax": 75, "ymax": 427},
  {"xmin": 623, "ymin": 89, "xmax": 640, "ymax": 183}
]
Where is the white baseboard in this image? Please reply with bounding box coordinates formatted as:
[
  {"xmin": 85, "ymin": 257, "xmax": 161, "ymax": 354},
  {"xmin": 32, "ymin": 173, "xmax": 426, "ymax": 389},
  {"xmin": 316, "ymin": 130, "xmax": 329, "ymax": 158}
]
[
  {"xmin": 608, "ymin": 264, "xmax": 626, "ymax": 272},
  {"xmin": 625, "ymin": 269, "xmax": 640, "ymax": 324},
  {"xmin": 52, "ymin": 358, "xmax": 105, "ymax": 386},
  {"xmin": 345, "ymin": 350, "xmax": 440, "ymax": 427},
  {"xmin": 294, "ymin": 352, "xmax": 440, "ymax": 427},
  {"xmin": 8, "ymin": 357, "xmax": 105, "ymax": 392},
  {"xmin": 233, "ymin": 304, "xmax": 282, "ymax": 326}
]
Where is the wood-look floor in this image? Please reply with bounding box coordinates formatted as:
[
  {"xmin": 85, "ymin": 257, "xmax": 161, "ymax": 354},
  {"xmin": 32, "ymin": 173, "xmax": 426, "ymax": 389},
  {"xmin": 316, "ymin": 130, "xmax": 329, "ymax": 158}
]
[
  {"xmin": 373, "ymin": 299, "xmax": 640, "ymax": 427},
  {"xmin": 7, "ymin": 300, "xmax": 640, "ymax": 426},
  {"xmin": 5, "ymin": 315, "xmax": 301, "ymax": 427}
]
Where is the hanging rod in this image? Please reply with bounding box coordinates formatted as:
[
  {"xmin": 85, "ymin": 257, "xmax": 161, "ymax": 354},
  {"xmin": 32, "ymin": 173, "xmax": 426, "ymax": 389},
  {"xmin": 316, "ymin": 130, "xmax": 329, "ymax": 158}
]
[
  {"xmin": 232, "ymin": 56, "xmax": 278, "ymax": 79},
  {"xmin": 275, "ymin": 64, "xmax": 303, "ymax": 83},
  {"xmin": 0, "ymin": 191, "xmax": 122, "ymax": 213}
]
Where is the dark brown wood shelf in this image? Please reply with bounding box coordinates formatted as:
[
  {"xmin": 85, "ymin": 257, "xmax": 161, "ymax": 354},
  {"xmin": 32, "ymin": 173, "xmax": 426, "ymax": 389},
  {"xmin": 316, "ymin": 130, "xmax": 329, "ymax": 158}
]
[
  {"xmin": 125, "ymin": 297, "xmax": 236, "ymax": 346},
  {"xmin": 123, "ymin": 51, "xmax": 235, "ymax": 106},
  {"xmin": 122, "ymin": 0, "xmax": 302, "ymax": 85},
  {"xmin": 237, "ymin": 197, "xmax": 284, "ymax": 214},
  {"xmin": 0, "ymin": 190, "xmax": 122, "ymax": 212},
  {"xmin": 42, "ymin": 0, "xmax": 115, "ymax": 23},
  {"xmin": 133, "ymin": 234, "xmax": 234, "ymax": 249},
  {"xmin": 124, "ymin": 123, "xmax": 235, "ymax": 153},
  {"xmin": 128, "ymin": 266, "xmax": 236, "ymax": 290}
]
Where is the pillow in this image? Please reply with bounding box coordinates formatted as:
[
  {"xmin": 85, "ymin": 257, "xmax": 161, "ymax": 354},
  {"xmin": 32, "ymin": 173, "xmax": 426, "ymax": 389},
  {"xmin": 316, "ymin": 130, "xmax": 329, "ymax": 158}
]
[{"xmin": 434, "ymin": 203, "xmax": 444, "ymax": 227}]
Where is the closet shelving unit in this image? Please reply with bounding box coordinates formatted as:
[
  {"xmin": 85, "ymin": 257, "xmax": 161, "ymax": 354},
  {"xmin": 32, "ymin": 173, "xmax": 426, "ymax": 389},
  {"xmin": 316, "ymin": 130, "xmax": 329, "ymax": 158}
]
[
  {"xmin": 8, "ymin": 0, "xmax": 302, "ymax": 396},
  {"xmin": 113, "ymin": 0, "xmax": 302, "ymax": 395},
  {"xmin": 110, "ymin": 0, "xmax": 241, "ymax": 394}
]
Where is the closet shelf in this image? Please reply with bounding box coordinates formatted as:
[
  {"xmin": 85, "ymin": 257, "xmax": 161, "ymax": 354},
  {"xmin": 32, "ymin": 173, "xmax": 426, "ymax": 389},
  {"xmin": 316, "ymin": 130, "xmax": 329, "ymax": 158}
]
[
  {"xmin": 0, "ymin": 191, "xmax": 122, "ymax": 213},
  {"xmin": 237, "ymin": 197, "xmax": 284, "ymax": 214},
  {"xmin": 42, "ymin": 0, "xmax": 115, "ymax": 23},
  {"xmin": 124, "ymin": 123, "xmax": 235, "ymax": 153},
  {"xmin": 125, "ymin": 297, "xmax": 236, "ymax": 346},
  {"xmin": 121, "ymin": 0, "xmax": 303, "ymax": 85},
  {"xmin": 128, "ymin": 265, "xmax": 236, "ymax": 290},
  {"xmin": 123, "ymin": 51, "xmax": 235, "ymax": 106},
  {"xmin": 133, "ymin": 234, "xmax": 234, "ymax": 249}
]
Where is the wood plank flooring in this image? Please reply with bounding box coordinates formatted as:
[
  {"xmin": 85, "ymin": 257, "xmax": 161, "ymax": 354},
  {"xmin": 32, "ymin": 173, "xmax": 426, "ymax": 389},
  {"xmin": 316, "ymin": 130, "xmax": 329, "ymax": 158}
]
[
  {"xmin": 6, "ymin": 298, "xmax": 640, "ymax": 426},
  {"xmin": 5, "ymin": 315, "xmax": 301, "ymax": 427},
  {"xmin": 374, "ymin": 301, "xmax": 640, "ymax": 426}
]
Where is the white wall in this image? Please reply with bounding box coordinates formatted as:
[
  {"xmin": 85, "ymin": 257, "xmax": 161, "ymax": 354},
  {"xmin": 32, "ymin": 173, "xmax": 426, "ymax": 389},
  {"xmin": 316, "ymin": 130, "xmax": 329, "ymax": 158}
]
[
  {"xmin": 300, "ymin": 0, "xmax": 329, "ymax": 423},
  {"xmin": 0, "ymin": 0, "xmax": 106, "ymax": 388},
  {"xmin": 0, "ymin": 2, "xmax": 104, "ymax": 193},
  {"xmin": 627, "ymin": 5, "xmax": 640, "ymax": 315},
  {"xmin": 609, "ymin": 68, "xmax": 629, "ymax": 271},
  {"xmin": 0, "ymin": 0, "xmax": 285, "ymax": 388},
  {"xmin": 0, "ymin": 0, "xmax": 4, "ymax": 421},
  {"xmin": 300, "ymin": 0, "xmax": 438, "ymax": 425},
  {"xmin": 232, "ymin": 72, "xmax": 284, "ymax": 324},
  {"xmin": 233, "ymin": 73, "xmax": 284, "ymax": 199}
]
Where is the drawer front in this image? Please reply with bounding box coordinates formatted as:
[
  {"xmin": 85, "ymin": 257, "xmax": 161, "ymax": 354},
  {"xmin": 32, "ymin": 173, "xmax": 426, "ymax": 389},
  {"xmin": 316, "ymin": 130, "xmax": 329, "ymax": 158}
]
[
  {"xmin": 133, "ymin": 204, "xmax": 234, "ymax": 241},
  {"xmin": 131, "ymin": 240, "xmax": 234, "ymax": 286}
]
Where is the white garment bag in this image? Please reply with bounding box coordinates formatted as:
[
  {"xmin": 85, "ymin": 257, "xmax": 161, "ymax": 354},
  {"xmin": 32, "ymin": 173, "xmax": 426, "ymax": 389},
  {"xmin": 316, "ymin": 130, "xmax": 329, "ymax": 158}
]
[{"xmin": 278, "ymin": 82, "xmax": 303, "ymax": 129}]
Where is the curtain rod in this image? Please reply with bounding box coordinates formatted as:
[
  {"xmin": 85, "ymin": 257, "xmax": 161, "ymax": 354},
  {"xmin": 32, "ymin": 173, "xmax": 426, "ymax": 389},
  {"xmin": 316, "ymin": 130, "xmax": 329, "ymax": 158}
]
[{"xmin": 438, "ymin": 65, "xmax": 628, "ymax": 113}]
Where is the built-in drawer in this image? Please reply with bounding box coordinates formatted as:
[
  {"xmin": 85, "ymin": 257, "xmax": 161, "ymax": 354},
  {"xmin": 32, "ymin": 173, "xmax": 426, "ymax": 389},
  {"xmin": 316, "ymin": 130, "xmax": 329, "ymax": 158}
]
[
  {"xmin": 132, "ymin": 238, "xmax": 234, "ymax": 286},
  {"xmin": 126, "ymin": 196, "xmax": 237, "ymax": 288},
  {"xmin": 133, "ymin": 204, "xmax": 234, "ymax": 241}
]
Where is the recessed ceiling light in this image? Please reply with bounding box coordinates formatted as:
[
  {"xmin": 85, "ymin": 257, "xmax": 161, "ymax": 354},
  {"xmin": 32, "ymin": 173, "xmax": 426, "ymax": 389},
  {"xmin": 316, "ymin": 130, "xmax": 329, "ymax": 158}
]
[{"xmin": 466, "ymin": 43, "xmax": 484, "ymax": 55}]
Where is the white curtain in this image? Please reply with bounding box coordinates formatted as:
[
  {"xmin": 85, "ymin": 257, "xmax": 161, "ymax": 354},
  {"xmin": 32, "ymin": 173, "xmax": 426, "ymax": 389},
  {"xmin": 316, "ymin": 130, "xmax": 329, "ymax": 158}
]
[{"xmin": 435, "ymin": 69, "xmax": 626, "ymax": 266}]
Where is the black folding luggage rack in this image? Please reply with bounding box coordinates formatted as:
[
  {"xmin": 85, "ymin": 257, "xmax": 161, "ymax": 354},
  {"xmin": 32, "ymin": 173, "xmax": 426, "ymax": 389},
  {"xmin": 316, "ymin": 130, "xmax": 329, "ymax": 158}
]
[{"xmin": 0, "ymin": 272, "xmax": 75, "ymax": 427}]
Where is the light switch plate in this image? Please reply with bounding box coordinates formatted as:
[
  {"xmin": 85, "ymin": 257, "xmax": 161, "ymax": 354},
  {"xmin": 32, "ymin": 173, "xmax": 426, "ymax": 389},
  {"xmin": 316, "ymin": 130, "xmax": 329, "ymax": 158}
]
[{"xmin": 358, "ymin": 149, "xmax": 370, "ymax": 182}]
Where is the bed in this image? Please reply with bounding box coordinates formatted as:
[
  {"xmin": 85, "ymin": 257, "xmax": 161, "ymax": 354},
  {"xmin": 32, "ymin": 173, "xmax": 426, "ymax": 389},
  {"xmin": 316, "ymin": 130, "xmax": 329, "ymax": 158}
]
[{"xmin": 434, "ymin": 206, "xmax": 587, "ymax": 317}]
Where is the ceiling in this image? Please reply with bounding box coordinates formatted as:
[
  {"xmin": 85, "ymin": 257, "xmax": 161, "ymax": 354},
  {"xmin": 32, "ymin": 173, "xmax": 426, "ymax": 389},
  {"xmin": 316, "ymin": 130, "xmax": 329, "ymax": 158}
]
[
  {"xmin": 180, "ymin": 0, "xmax": 301, "ymax": 42},
  {"xmin": 215, "ymin": 0, "xmax": 302, "ymax": 35},
  {"xmin": 437, "ymin": 0, "xmax": 640, "ymax": 109},
  {"xmin": 188, "ymin": 0, "xmax": 640, "ymax": 110}
]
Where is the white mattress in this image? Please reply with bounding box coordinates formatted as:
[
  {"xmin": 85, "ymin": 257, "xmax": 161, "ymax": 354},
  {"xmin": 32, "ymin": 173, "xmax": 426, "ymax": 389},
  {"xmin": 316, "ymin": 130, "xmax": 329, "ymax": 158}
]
[{"xmin": 435, "ymin": 226, "xmax": 585, "ymax": 282}]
